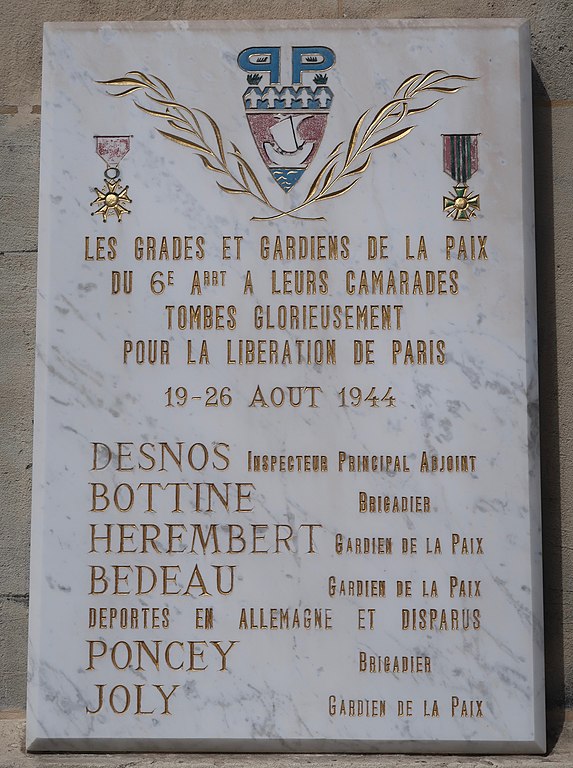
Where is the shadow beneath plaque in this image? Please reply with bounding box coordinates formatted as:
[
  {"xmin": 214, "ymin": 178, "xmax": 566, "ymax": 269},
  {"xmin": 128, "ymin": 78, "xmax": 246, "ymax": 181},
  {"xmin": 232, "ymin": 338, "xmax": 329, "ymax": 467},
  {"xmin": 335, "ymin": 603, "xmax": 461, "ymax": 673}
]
[{"xmin": 532, "ymin": 65, "xmax": 565, "ymax": 751}]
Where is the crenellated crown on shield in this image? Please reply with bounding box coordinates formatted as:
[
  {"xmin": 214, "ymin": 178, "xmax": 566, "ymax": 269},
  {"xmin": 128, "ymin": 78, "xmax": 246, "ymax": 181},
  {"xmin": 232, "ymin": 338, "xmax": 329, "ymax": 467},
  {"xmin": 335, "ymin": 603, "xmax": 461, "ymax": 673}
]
[{"xmin": 237, "ymin": 46, "xmax": 335, "ymax": 192}]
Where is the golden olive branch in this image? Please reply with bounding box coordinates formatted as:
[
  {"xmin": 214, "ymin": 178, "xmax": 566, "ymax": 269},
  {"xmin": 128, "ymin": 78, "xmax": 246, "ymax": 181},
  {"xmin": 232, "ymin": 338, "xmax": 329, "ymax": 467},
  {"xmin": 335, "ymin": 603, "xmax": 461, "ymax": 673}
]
[{"xmin": 252, "ymin": 70, "xmax": 477, "ymax": 221}]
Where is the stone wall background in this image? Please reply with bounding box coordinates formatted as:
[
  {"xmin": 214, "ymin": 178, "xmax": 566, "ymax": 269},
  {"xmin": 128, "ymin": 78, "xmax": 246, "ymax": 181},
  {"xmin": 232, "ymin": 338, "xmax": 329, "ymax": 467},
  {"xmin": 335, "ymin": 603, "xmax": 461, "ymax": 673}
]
[{"xmin": 0, "ymin": 0, "xmax": 571, "ymax": 716}]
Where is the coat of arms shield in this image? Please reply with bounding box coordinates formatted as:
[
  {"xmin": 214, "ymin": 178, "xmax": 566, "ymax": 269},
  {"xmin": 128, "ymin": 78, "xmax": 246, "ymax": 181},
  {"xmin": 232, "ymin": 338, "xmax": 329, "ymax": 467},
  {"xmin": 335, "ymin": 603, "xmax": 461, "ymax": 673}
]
[{"xmin": 238, "ymin": 46, "xmax": 335, "ymax": 191}]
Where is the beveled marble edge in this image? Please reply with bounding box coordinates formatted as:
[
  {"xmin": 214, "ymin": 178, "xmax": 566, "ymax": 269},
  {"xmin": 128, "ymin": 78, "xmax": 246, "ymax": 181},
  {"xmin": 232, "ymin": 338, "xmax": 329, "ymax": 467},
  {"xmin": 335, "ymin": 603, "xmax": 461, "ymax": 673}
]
[
  {"xmin": 26, "ymin": 18, "xmax": 63, "ymax": 721},
  {"xmin": 26, "ymin": 736, "xmax": 546, "ymax": 755},
  {"xmin": 516, "ymin": 19, "xmax": 546, "ymax": 751},
  {"xmin": 43, "ymin": 18, "xmax": 530, "ymax": 32}
]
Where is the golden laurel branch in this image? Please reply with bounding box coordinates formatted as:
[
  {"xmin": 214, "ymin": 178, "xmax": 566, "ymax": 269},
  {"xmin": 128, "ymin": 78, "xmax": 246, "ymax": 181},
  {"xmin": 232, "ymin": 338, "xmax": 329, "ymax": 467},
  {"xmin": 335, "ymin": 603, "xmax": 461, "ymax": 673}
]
[
  {"xmin": 97, "ymin": 71, "xmax": 294, "ymax": 218},
  {"xmin": 99, "ymin": 70, "xmax": 475, "ymax": 221}
]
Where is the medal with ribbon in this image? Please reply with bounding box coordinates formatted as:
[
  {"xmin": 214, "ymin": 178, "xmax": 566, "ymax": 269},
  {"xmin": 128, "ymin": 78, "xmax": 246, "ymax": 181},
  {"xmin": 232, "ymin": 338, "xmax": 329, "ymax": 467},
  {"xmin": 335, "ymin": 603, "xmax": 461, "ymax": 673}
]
[
  {"xmin": 91, "ymin": 135, "xmax": 132, "ymax": 221},
  {"xmin": 442, "ymin": 134, "xmax": 480, "ymax": 221}
]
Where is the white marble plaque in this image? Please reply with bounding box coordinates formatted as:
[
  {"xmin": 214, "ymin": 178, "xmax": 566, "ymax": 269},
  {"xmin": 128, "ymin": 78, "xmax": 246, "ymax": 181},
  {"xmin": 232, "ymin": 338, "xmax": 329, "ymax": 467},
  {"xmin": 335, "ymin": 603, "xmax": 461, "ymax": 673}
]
[{"xmin": 27, "ymin": 20, "xmax": 544, "ymax": 753}]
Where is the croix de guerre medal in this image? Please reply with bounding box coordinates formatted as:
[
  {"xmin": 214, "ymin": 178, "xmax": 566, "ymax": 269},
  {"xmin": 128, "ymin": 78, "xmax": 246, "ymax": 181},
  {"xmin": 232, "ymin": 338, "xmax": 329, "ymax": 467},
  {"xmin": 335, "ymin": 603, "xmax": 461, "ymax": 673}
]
[{"xmin": 442, "ymin": 133, "xmax": 480, "ymax": 221}]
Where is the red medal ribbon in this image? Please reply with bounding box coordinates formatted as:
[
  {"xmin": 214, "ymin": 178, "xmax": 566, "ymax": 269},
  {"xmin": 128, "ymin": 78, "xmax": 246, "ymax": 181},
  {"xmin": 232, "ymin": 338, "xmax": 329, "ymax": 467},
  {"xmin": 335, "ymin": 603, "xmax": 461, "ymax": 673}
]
[{"xmin": 95, "ymin": 136, "xmax": 131, "ymax": 166}]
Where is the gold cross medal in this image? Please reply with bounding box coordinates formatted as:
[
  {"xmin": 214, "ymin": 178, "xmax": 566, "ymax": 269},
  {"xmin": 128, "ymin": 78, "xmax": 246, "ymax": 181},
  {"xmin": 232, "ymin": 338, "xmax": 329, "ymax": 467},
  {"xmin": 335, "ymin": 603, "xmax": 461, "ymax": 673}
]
[
  {"xmin": 442, "ymin": 133, "xmax": 480, "ymax": 221},
  {"xmin": 91, "ymin": 135, "xmax": 132, "ymax": 221}
]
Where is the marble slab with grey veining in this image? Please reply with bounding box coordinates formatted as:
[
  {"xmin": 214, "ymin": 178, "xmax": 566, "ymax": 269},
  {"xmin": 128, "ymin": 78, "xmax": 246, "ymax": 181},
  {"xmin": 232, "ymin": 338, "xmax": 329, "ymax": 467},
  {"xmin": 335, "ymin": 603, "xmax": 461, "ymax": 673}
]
[{"xmin": 27, "ymin": 19, "xmax": 544, "ymax": 753}]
